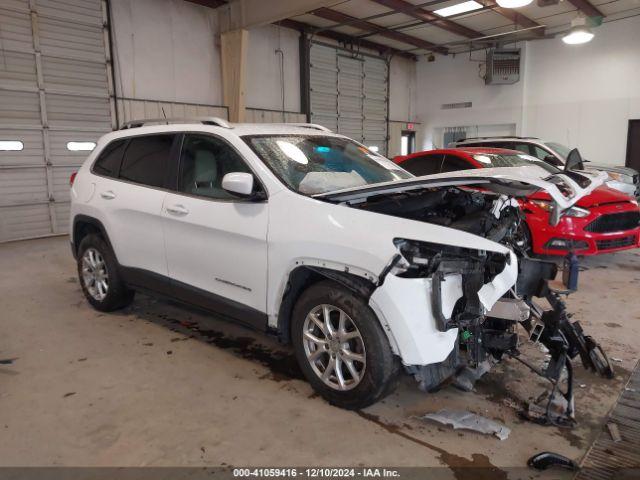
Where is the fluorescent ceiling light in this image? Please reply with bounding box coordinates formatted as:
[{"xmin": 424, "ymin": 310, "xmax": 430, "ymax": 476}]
[
  {"xmin": 0, "ymin": 140, "xmax": 24, "ymax": 151},
  {"xmin": 562, "ymin": 29, "xmax": 594, "ymax": 44},
  {"xmin": 434, "ymin": 1, "xmax": 482, "ymax": 17},
  {"xmin": 67, "ymin": 141, "xmax": 96, "ymax": 151},
  {"xmin": 496, "ymin": 0, "xmax": 533, "ymax": 7}
]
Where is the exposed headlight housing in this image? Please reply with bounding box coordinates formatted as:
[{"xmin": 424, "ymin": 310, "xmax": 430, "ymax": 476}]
[{"xmin": 392, "ymin": 239, "xmax": 509, "ymax": 280}]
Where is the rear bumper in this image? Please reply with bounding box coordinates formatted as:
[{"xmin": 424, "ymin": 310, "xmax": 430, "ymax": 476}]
[{"xmin": 527, "ymin": 203, "xmax": 640, "ymax": 256}]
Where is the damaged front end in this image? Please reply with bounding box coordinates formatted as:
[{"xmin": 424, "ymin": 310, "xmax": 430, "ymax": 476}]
[{"xmin": 344, "ymin": 171, "xmax": 613, "ymax": 426}]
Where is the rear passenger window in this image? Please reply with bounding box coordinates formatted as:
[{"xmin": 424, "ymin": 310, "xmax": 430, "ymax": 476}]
[
  {"xmin": 93, "ymin": 139, "xmax": 126, "ymax": 178},
  {"xmin": 441, "ymin": 155, "xmax": 472, "ymax": 172},
  {"xmin": 401, "ymin": 155, "xmax": 444, "ymax": 176},
  {"xmin": 119, "ymin": 135, "xmax": 174, "ymax": 188}
]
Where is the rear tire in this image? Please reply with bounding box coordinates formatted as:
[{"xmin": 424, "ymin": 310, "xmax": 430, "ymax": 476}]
[
  {"xmin": 291, "ymin": 280, "xmax": 400, "ymax": 409},
  {"xmin": 77, "ymin": 234, "xmax": 134, "ymax": 312}
]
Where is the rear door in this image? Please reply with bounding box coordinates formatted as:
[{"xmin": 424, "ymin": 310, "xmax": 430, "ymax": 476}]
[
  {"xmin": 162, "ymin": 133, "xmax": 269, "ymax": 328},
  {"xmin": 93, "ymin": 133, "xmax": 176, "ymax": 277}
]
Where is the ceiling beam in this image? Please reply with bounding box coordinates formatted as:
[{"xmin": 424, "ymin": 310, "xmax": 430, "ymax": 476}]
[
  {"xmin": 476, "ymin": 0, "xmax": 545, "ymax": 36},
  {"xmin": 565, "ymin": 0, "xmax": 605, "ymax": 18},
  {"xmin": 218, "ymin": 0, "xmax": 340, "ymax": 31},
  {"xmin": 369, "ymin": 0, "xmax": 483, "ymax": 39},
  {"xmin": 278, "ymin": 18, "xmax": 417, "ymax": 60},
  {"xmin": 311, "ymin": 7, "xmax": 448, "ymax": 54}
]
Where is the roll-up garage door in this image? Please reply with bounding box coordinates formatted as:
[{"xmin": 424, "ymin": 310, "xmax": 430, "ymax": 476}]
[
  {"xmin": 309, "ymin": 42, "xmax": 388, "ymax": 155},
  {"xmin": 0, "ymin": 0, "xmax": 114, "ymax": 242}
]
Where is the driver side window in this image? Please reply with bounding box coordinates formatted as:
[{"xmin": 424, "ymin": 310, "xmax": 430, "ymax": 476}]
[{"xmin": 178, "ymin": 134, "xmax": 253, "ymax": 200}]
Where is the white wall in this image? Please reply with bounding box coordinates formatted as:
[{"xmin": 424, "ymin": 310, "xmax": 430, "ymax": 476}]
[
  {"xmin": 111, "ymin": 0, "xmax": 222, "ymax": 106},
  {"xmin": 415, "ymin": 15, "xmax": 640, "ymax": 164},
  {"xmin": 389, "ymin": 56, "xmax": 417, "ymax": 122},
  {"xmin": 109, "ymin": 1, "xmax": 422, "ymax": 132},
  {"xmin": 245, "ymin": 25, "xmax": 301, "ymax": 113},
  {"xmin": 522, "ymin": 15, "xmax": 640, "ymax": 165},
  {"xmin": 415, "ymin": 49, "xmax": 525, "ymax": 149}
]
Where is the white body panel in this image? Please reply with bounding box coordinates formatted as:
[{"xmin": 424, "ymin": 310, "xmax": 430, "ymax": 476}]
[
  {"xmin": 70, "ymin": 123, "xmax": 602, "ymax": 369},
  {"xmin": 77, "ymin": 173, "xmax": 168, "ymax": 276},
  {"xmin": 162, "ymin": 192, "xmax": 269, "ymax": 312}
]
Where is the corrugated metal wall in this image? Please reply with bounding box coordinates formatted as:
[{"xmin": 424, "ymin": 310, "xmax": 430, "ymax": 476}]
[
  {"xmin": 0, "ymin": 0, "xmax": 115, "ymax": 242},
  {"xmin": 309, "ymin": 42, "xmax": 389, "ymax": 155},
  {"xmin": 116, "ymin": 98, "xmax": 229, "ymax": 125}
]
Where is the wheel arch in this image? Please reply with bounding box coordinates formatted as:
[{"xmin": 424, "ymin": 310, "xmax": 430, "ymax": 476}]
[
  {"xmin": 72, "ymin": 215, "xmax": 113, "ymax": 259},
  {"xmin": 276, "ymin": 266, "xmax": 377, "ymax": 345}
]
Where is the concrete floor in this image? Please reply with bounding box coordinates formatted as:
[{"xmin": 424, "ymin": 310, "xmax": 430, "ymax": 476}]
[{"xmin": 1, "ymin": 236, "xmax": 639, "ymax": 478}]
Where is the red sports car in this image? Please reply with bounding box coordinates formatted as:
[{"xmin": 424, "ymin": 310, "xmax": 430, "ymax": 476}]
[{"xmin": 394, "ymin": 147, "xmax": 640, "ymax": 256}]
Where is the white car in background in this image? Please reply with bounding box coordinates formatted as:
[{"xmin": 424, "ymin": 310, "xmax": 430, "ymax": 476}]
[
  {"xmin": 69, "ymin": 119, "xmax": 605, "ymax": 409},
  {"xmin": 452, "ymin": 136, "xmax": 639, "ymax": 198}
]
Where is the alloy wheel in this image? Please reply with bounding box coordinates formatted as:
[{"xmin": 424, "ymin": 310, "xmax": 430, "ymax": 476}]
[
  {"xmin": 81, "ymin": 248, "xmax": 109, "ymax": 301},
  {"xmin": 302, "ymin": 304, "xmax": 366, "ymax": 391}
]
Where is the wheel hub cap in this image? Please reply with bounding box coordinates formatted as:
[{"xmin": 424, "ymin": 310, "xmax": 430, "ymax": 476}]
[
  {"xmin": 81, "ymin": 248, "xmax": 109, "ymax": 301},
  {"xmin": 302, "ymin": 304, "xmax": 366, "ymax": 391}
]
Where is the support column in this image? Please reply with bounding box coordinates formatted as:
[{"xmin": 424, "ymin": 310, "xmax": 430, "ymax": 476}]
[{"xmin": 221, "ymin": 29, "xmax": 248, "ymax": 123}]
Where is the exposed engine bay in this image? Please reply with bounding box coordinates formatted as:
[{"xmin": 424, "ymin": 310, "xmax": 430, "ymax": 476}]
[{"xmin": 354, "ymin": 185, "xmax": 614, "ymax": 426}]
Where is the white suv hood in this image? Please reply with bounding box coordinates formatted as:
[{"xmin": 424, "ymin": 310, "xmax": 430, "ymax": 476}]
[{"xmin": 316, "ymin": 165, "xmax": 608, "ymax": 212}]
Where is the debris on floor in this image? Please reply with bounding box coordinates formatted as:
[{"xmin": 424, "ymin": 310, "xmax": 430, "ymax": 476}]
[
  {"xmin": 422, "ymin": 409, "xmax": 511, "ymax": 440},
  {"xmin": 0, "ymin": 358, "xmax": 17, "ymax": 365},
  {"xmin": 528, "ymin": 452, "xmax": 578, "ymax": 471}
]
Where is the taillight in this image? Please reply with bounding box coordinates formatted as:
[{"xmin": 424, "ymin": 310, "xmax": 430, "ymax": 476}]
[{"xmin": 69, "ymin": 172, "xmax": 77, "ymax": 187}]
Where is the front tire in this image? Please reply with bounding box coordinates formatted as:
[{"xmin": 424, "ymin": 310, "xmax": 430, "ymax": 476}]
[
  {"xmin": 77, "ymin": 234, "xmax": 134, "ymax": 312},
  {"xmin": 291, "ymin": 280, "xmax": 400, "ymax": 409}
]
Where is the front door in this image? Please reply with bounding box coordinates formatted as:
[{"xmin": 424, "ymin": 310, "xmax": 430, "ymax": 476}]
[{"xmin": 162, "ymin": 133, "xmax": 269, "ymax": 329}]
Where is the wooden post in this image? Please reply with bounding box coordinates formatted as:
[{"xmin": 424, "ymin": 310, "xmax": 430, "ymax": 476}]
[{"xmin": 221, "ymin": 29, "xmax": 248, "ymax": 123}]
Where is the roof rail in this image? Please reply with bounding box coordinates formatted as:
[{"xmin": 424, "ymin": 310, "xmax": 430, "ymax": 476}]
[
  {"xmin": 459, "ymin": 136, "xmax": 539, "ymax": 141},
  {"xmin": 119, "ymin": 117, "xmax": 232, "ymax": 130},
  {"xmin": 288, "ymin": 123, "xmax": 332, "ymax": 133}
]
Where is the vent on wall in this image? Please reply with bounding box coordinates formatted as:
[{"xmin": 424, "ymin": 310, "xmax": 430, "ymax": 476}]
[
  {"xmin": 485, "ymin": 48, "xmax": 521, "ymax": 85},
  {"xmin": 441, "ymin": 102, "xmax": 472, "ymax": 110}
]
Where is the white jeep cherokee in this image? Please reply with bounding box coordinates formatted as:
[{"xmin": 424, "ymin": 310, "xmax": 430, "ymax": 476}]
[{"xmin": 70, "ymin": 118, "xmax": 605, "ymax": 409}]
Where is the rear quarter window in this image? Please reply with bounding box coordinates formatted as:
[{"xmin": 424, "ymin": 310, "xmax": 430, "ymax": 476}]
[{"xmin": 92, "ymin": 139, "xmax": 126, "ymax": 178}]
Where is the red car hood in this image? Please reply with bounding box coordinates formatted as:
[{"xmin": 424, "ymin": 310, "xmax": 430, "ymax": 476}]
[{"xmin": 529, "ymin": 186, "xmax": 634, "ymax": 207}]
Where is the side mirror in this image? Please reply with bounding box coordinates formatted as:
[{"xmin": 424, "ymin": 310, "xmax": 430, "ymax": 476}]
[
  {"xmin": 222, "ymin": 172, "xmax": 260, "ymax": 199},
  {"xmin": 565, "ymin": 149, "xmax": 584, "ymax": 171}
]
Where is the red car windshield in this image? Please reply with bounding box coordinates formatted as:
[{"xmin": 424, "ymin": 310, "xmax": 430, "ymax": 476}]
[{"xmin": 471, "ymin": 152, "xmax": 561, "ymax": 175}]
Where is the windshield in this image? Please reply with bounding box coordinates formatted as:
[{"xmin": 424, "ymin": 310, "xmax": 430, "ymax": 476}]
[
  {"xmin": 244, "ymin": 135, "xmax": 412, "ymax": 194},
  {"xmin": 545, "ymin": 142, "xmax": 571, "ymax": 160},
  {"xmin": 472, "ymin": 152, "xmax": 561, "ymax": 175}
]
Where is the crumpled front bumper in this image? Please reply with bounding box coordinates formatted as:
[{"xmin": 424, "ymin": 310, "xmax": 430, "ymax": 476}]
[{"xmin": 368, "ymin": 251, "xmax": 518, "ymax": 366}]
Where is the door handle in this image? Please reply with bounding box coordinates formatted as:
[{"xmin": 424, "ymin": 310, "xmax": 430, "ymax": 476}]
[
  {"xmin": 100, "ymin": 190, "xmax": 116, "ymax": 200},
  {"xmin": 166, "ymin": 204, "xmax": 189, "ymax": 216}
]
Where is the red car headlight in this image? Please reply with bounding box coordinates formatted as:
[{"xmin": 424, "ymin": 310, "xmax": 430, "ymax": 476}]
[{"xmin": 530, "ymin": 199, "xmax": 589, "ymax": 218}]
